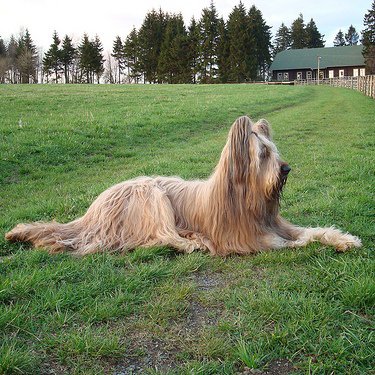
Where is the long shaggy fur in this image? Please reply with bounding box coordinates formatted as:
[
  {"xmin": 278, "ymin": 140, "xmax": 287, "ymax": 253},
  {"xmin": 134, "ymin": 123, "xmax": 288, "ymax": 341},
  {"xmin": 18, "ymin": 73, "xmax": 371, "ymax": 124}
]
[{"xmin": 5, "ymin": 116, "xmax": 361, "ymax": 255}]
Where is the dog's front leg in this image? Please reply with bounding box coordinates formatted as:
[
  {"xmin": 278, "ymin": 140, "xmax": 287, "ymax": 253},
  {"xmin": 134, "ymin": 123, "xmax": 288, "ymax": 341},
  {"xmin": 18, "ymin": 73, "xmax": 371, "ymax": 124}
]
[{"xmin": 286, "ymin": 226, "xmax": 361, "ymax": 252}]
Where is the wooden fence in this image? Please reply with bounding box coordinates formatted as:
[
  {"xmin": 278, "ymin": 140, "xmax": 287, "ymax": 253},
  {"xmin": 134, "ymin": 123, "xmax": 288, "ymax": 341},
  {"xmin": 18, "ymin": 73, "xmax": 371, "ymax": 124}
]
[{"xmin": 294, "ymin": 75, "xmax": 375, "ymax": 99}]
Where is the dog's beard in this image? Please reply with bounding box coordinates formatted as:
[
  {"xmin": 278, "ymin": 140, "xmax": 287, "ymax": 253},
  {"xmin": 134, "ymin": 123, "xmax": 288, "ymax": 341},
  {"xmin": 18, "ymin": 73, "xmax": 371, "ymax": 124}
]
[{"xmin": 273, "ymin": 173, "xmax": 288, "ymax": 203}]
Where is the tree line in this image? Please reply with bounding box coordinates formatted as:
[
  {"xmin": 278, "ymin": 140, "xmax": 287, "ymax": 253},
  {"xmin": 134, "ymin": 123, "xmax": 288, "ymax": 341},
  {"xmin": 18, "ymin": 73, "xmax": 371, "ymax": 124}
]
[
  {"xmin": 0, "ymin": 30, "xmax": 40, "ymax": 84},
  {"xmin": 333, "ymin": 25, "xmax": 360, "ymax": 47},
  {"xmin": 273, "ymin": 14, "xmax": 325, "ymax": 55},
  {"xmin": 0, "ymin": 0, "xmax": 374, "ymax": 83},
  {"xmin": 0, "ymin": 30, "xmax": 105, "ymax": 84},
  {"xmin": 108, "ymin": 2, "xmax": 273, "ymax": 84}
]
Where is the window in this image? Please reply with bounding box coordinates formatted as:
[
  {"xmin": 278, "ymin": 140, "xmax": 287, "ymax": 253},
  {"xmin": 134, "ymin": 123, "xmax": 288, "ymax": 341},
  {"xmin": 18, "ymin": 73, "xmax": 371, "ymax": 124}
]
[
  {"xmin": 329, "ymin": 70, "xmax": 334, "ymax": 78},
  {"xmin": 283, "ymin": 72, "xmax": 289, "ymax": 81},
  {"xmin": 339, "ymin": 69, "xmax": 345, "ymax": 78},
  {"xmin": 307, "ymin": 71, "xmax": 312, "ymax": 80},
  {"xmin": 297, "ymin": 72, "xmax": 302, "ymax": 80},
  {"xmin": 277, "ymin": 73, "xmax": 283, "ymax": 81},
  {"xmin": 353, "ymin": 68, "xmax": 359, "ymax": 77},
  {"xmin": 360, "ymin": 68, "xmax": 366, "ymax": 76}
]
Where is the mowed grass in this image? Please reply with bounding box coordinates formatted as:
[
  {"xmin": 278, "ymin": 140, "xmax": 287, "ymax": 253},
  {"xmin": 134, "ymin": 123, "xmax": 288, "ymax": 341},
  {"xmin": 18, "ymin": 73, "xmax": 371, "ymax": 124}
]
[{"xmin": 0, "ymin": 84, "xmax": 374, "ymax": 374}]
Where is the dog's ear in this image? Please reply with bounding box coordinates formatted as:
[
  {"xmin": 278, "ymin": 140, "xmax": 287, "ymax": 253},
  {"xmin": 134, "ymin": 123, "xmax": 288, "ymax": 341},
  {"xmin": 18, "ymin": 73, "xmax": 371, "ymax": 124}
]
[
  {"xmin": 227, "ymin": 116, "xmax": 254, "ymax": 183},
  {"xmin": 253, "ymin": 119, "xmax": 272, "ymax": 139},
  {"xmin": 229, "ymin": 116, "xmax": 252, "ymax": 158},
  {"xmin": 231, "ymin": 116, "xmax": 252, "ymax": 132}
]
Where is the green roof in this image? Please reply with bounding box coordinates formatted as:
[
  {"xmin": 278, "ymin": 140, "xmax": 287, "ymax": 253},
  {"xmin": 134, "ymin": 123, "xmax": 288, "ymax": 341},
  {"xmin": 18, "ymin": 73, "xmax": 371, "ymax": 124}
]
[{"xmin": 270, "ymin": 45, "xmax": 365, "ymax": 71}]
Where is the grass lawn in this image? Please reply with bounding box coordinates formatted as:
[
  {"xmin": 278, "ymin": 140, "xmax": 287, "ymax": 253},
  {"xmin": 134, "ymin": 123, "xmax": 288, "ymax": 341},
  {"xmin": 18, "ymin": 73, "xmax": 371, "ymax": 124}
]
[{"xmin": 0, "ymin": 84, "xmax": 374, "ymax": 374}]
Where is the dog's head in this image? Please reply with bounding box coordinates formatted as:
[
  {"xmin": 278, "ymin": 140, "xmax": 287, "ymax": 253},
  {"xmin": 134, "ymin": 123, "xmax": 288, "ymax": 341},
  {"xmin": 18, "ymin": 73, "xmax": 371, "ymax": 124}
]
[{"xmin": 225, "ymin": 116, "xmax": 290, "ymax": 200}]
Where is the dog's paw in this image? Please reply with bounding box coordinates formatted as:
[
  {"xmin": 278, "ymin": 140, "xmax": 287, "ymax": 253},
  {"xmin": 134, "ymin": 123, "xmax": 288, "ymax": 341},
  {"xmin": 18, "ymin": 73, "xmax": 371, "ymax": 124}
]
[
  {"xmin": 5, "ymin": 224, "xmax": 27, "ymax": 242},
  {"xmin": 335, "ymin": 233, "xmax": 362, "ymax": 252}
]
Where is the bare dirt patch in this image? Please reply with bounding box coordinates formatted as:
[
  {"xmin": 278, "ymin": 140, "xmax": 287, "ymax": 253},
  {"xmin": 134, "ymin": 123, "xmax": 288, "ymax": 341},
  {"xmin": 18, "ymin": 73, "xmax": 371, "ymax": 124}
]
[
  {"xmin": 114, "ymin": 335, "xmax": 178, "ymax": 374},
  {"xmin": 190, "ymin": 270, "xmax": 227, "ymax": 291},
  {"xmin": 113, "ymin": 271, "xmax": 227, "ymax": 374}
]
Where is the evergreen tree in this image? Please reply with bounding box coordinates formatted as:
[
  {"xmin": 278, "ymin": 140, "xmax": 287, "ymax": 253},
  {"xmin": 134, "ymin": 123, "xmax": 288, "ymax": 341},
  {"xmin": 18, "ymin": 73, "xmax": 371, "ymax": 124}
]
[
  {"xmin": 227, "ymin": 2, "xmax": 249, "ymax": 82},
  {"xmin": 18, "ymin": 29, "xmax": 38, "ymax": 83},
  {"xmin": 273, "ymin": 23, "xmax": 291, "ymax": 55},
  {"xmin": 171, "ymin": 31, "xmax": 191, "ymax": 83},
  {"xmin": 305, "ymin": 18, "xmax": 325, "ymax": 48},
  {"xmin": 248, "ymin": 5, "xmax": 272, "ymax": 80},
  {"xmin": 362, "ymin": 0, "xmax": 375, "ymax": 74},
  {"xmin": 43, "ymin": 31, "xmax": 62, "ymax": 83},
  {"xmin": 290, "ymin": 14, "xmax": 306, "ymax": 49},
  {"xmin": 92, "ymin": 35, "xmax": 105, "ymax": 83},
  {"xmin": 123, "ymin": 27, "xmax": 141, "ymax": 83},
  {"xmin": 217, "ymin": 17, "xmax": 230, "ymax": 83},
  {"xmin": 199, "ymin": 0, "xmax": 220, "ymax": 83},
  {"xmin": 345, "ymin": 25, "xmax": 359, "ymax": 45},
  {"xmin": 187, "ymin": 17, "xmax": 200, "ymax": 83},
  {"xmin": 112, "ymin": 36, "xmax": 124, "ymax": 83},
  {"xmin": 157, "ymin": 15, "xmax": 175, "ymax": 82},
  {"xmin": 333, "ymin": 30, "xmax": 346, "ymax": 46},
  {"xmin": 78, "ymin": 33, "xmax": 93, "ymax": 83},
  {"xmin": 61, "ymin": 35, "xmax": 76, "ymax": 83},
  {"xmin": 158, "ymin": 13, "xmax": 188, "ymax": 83},
  {"xmin": 138, "ymin": 9, "xmax": 167, "ymax": 83}
]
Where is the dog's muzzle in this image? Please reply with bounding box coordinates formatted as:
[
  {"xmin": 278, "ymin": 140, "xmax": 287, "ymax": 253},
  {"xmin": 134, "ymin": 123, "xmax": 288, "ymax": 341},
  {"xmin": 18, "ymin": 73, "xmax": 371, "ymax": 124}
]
[{"xmin": 280, "ymin": 164, "xmax": 291, "ymax": 176}]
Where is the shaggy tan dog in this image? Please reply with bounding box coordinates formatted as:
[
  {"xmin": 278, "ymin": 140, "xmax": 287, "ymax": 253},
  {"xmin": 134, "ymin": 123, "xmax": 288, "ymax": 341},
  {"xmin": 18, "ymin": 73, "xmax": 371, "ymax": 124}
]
[{"xmin": 5, "ymin": 116, "xmax": 361, "ymax": 255}]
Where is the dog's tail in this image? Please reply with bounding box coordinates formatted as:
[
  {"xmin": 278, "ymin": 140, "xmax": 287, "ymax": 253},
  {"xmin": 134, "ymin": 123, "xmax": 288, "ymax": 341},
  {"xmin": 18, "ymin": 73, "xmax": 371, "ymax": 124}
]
[{"xmin": 5, "ymin": 220, "xmax": 83, "ymax": 253}]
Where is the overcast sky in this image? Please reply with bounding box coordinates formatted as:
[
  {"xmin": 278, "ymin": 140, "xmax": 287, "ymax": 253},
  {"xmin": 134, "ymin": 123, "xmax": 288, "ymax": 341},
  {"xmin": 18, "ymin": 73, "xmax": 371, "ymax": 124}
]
[{"xmin": 0, "ymin": 0, "xmax": 371, "ymax": 53}]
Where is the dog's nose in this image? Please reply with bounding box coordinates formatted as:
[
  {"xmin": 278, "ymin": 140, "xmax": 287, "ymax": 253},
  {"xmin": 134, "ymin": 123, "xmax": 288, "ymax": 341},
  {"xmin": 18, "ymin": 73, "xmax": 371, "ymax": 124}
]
[{"xmin": 281, "ymin": 164, "xmax": 291, "ymax": 175}]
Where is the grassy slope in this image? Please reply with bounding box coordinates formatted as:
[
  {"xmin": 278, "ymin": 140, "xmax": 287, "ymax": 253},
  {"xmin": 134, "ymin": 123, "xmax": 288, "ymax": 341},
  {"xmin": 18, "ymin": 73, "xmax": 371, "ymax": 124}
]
[{"xmin": 0, "ymin": 84, "xmax": 374, "ymax": 374}]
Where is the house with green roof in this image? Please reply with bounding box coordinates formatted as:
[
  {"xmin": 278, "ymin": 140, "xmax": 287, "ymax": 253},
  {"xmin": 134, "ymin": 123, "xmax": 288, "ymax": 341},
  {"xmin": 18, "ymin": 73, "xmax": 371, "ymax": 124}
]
[{"xmin": 270, "ymin": 45, "xmax": 366, "ymax": 81}]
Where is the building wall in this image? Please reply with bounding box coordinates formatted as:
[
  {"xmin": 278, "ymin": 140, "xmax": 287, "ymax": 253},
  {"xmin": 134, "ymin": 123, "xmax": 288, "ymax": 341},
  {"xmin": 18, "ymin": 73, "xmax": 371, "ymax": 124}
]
[
  {"xmin": 272, "ymin": 69, "xmax": 316, "ymax": 81},
  {"xmin": 272, "ymin": 66, "xmax": 366, "ymax": 81},
  {"xmin": 325, "ymin": 66, "xmax": 366, "ymax": 78}
]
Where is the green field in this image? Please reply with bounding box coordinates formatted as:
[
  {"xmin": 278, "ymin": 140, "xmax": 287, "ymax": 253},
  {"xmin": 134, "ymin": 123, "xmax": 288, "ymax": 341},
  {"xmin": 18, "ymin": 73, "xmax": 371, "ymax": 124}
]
[{"xmin": 0, "ymin": 84, "xmax": 374, "ymax": 374}]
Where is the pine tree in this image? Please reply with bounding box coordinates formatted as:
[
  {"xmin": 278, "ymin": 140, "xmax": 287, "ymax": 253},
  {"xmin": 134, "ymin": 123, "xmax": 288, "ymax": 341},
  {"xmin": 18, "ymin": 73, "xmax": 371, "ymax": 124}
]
[
  {"xmin": 248, "ymin": 5, "xmax": 272, "ymax": 80},
  {"xmin": 273, "ymin": 23, "xmax": 291, "ymax": 56},
  {"xmin": 138, "ymin": 9, "xmax": 167, "ymax": 83},
  {"xmin": 187, "ymin": 17, "xmax": 200, "ymax": 83},
  {"xmin": 199, "ymin": 0, "xmax": 220, "ymax": 83},
  {"xmin": 227, "ymin": 2, "xmax": 249, "ymax": 82},
  {"xmin": 157, "ymin": 15, "xmax": 173, "ymax": 82},
  {"xmin": 217, "ymin": 17, "xmax": 230, "ymax": 83},
  {"xmin": 172, "ymin": 31, "xmax": 191, "ymax": 83},
  {"xmin": 124, "ymin": 27, "xmax": 141, "ymax": 83},
  {"xmin": 290, "ymin": 14, "xmax": 306, "ymax": 49},
  {"xmin": 43, "ymin": 31, "xmax": 62, "ymax": 83},
  {"xmin": 18, "ymin": 29, "xmax": 38, "ymax": 83},
  {"xmin": 61, "ymin": 35, "xmax": 75, "ymax": 83},
  {"xmin": 78, "ymin": 34, "xmax": 93, "ymax": 83},
  {"xmin": 112, "ymin": 36, "xmax": 124, "ymax": 83},
  {"xmin": 92, "ymin": 35, "xmax": 105, "ymax": 83},
  {"xmin": 345, "ymin": 25, "xmax": 359, "ymax": 45},
  {"xmin": 333, "ymin": 30, "xmax": 346, "ymax": 46},
  {"xmin": 362, "ymin": 0, "xmax": 375, "ymax": 74},
  {"xmin": 305, "ymin": 18, "xmax": 325, "ymax": 48},
  {"xmin": 158, "ymin": 13, "xmax": 187, "ymax": 83}
]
